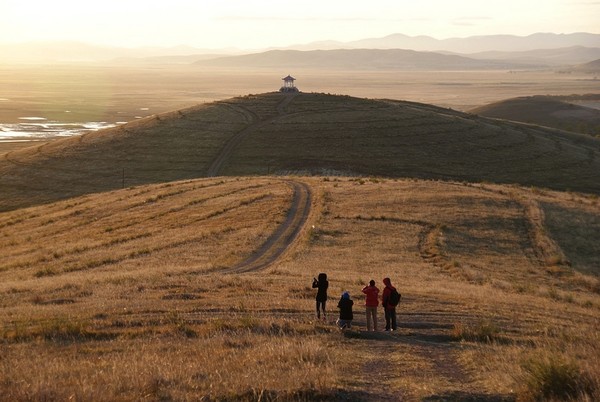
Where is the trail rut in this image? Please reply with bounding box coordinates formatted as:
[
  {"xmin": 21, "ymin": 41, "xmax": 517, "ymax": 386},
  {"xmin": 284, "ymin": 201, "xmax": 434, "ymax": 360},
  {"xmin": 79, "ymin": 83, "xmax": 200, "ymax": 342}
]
[
  {"xmin": 206, "ymin": 93, "xmax": 297, "ymax": 177},
  {"xmin": 220, "ymin": 180, "xmax": 311, "ymax": 274},
  {"xmin": 205, "ymin": 93, "xmax": 311, "ymax": 274}
]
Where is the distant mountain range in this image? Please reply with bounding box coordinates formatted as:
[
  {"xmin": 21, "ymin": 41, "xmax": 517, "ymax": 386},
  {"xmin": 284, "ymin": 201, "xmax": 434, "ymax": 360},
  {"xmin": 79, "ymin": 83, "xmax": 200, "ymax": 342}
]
[
  {"xmin": 193, "ymin": 48, "xmax": 526, "ymax": 70},
  {"xmin": 1, "ymin": 33, "xmax": 600, "ymax": 67},
  {"xmin": 0, "ymin": 41, "xmax": 238, "ymax": 64},
  {"xmin": 458, "ymin": 46, "xmax": 600, "ymax": 66},
  {"xmin": 290, "ymin": 32, "xmax": 600, "ymax": 54}
]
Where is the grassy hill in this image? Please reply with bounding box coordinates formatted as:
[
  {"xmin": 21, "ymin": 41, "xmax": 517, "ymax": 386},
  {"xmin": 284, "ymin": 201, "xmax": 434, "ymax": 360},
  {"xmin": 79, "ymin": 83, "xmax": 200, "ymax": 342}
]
[
  {"xmin": 0, "ymin": 177, "xmax": 598, "ymax": 400},
  {"xmin": 1, "ymin": 90, "xmax": 599, "ymax": 399},
  {"xmin": 470, "ymin": 95, "xmax": 600, "ymax": 137},
  {"xmin": 2, "ymin": 92, "xmax": 600, "ymax": 212}
]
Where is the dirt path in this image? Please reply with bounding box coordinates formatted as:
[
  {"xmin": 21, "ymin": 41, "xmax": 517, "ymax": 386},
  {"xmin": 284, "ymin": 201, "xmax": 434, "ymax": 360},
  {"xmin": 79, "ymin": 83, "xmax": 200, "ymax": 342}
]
[
  {"xmin": 203, "ymin": 94, "xmax": 494, "ymax": 399},
  {"xmin": 334, "ymin": 312, "xmax": 480, "ymax": 401},
  {"xmin": 205, "ymin": 93, "xmax": 311, "ymax": 274},
  {"xmin": 220, "ymin": 179, "xmax": 312, "ymax": 274}
]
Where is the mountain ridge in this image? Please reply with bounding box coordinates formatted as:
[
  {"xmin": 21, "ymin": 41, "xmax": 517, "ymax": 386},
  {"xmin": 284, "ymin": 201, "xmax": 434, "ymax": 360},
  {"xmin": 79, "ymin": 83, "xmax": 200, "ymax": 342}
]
[
  {"xmin": 2, "ymin": 32, "xmax": 600, "ymax": 64},
  {"xmin": 460, "ymin": 46, "xmax": 600, "ymax": 66},
  {"xmin": 292, "ymin": 32, "xmax": 600, "ymax": 53},
  {"xmin": 194, "ymin": 48, "xmax": 527, "ymax": 70}
]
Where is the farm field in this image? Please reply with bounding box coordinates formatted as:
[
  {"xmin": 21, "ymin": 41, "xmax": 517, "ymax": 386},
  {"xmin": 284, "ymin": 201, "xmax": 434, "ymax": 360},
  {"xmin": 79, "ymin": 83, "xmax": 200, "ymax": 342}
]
[{"xmin": 0, "ymin": 177, "xmax": 598, "ymax": 400}]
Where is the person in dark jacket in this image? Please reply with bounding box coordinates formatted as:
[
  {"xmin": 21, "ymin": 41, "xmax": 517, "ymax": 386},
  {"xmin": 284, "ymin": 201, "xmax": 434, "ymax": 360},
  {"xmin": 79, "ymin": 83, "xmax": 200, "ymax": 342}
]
[
  {"xmin": 382, "ymin": 277, "xmax": 398, "ymax": 331},
  {"xmin": 312, "ymin": 273, "xmax": 328, "ymax": 320},
  {"xmin": 362, "ymin": 279, "xmax": 379, "ymax": 331},
  {"xmin": 336, "ymin": 291, "xmax": 353, "ymax": 329}
]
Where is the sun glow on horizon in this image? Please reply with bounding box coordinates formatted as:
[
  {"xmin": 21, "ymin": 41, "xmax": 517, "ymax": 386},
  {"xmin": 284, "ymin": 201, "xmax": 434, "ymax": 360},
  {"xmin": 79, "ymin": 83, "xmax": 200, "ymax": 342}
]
[{"xmin": 1, "ymin": 0, "xmax": 599, "ymax": 49}]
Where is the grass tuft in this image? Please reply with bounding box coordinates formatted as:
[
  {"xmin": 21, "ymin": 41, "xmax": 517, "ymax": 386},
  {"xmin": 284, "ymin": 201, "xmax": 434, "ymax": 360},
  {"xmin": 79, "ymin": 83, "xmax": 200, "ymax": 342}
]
[
  {"xmin": 516, "ymin": 353, "xmax": 595, "ymax": 401},
  {"xmin": 34, "ymin": 267, "xmax": 57, "ymax": 277},
  {"xmin": 451, "ymin": 320, "xmax": 502, "ymax": 343},
  {"xmin": 39, "ymin": 317, "xmax": 93, "ymax": 342},
  {"xmin": 3, "ymin": 317, "xmax": 106, "ymax": 343}
]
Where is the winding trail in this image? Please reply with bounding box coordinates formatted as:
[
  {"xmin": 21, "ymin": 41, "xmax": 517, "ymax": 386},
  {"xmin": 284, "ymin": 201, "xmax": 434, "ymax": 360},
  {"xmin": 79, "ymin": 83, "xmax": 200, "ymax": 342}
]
[
  {"xmin": 220, "ymin": 180, "xmax": 311, "ymax": 274},
  {"xmin": 205, "ymin": 93, "xmax": 311, "ymax": 274},
  {"xmin": 206, "ymin": 93, "xmax": 297, "ymax": 177}
]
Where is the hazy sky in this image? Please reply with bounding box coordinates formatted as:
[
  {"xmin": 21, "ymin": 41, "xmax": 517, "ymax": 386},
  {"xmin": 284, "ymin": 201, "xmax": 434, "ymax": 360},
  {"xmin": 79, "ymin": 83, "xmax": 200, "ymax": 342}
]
[{"xmin": 1, "ymin": 0, "xmax": 599, "ymax": 49}]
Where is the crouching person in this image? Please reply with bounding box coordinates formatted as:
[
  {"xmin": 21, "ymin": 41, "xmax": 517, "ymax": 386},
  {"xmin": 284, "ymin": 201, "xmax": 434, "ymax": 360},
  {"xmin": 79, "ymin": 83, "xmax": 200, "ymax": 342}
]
[{"xmin": 336, "ymin": 291, "xmax": 353, "ymax": 330}]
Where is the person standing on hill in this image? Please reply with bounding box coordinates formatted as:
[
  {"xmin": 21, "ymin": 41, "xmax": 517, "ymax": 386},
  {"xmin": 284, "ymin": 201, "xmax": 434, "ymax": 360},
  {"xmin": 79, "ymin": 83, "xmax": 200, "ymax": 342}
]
[
  {"xmin": 382, "ymin": 277, "xmax": 400, "ymax": 331},
  {"xmin": 312, "ymin": 273, "xmax": 328, "ymax": 320},
  {"xmin": 362, "ymin": 280, "xmax": 379, "ymax": 331},
  {"xmin": 336, "ymin": 291, "xmax": 354, "ymax": 330}
]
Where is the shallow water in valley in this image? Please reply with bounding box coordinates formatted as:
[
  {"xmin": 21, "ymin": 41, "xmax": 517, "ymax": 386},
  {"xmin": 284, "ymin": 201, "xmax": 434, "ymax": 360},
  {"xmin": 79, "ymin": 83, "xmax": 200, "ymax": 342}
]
[{"xmin": 0, "ymin": 119, "xmax": 120, "ymax": 143}]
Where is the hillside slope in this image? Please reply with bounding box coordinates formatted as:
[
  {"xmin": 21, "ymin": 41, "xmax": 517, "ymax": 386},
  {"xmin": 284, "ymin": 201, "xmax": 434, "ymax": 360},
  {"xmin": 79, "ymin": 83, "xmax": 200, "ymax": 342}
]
[
  {"xmin": 0, "ymin": 178, "xmax": 598, "ymax": 400},
  {"xmin": 470, "ymin": 96, "xmax": 600, "ymax": 136},
  {"xmin": 1, "ymin": 92, "xmax": 600, "ymax": 211}
]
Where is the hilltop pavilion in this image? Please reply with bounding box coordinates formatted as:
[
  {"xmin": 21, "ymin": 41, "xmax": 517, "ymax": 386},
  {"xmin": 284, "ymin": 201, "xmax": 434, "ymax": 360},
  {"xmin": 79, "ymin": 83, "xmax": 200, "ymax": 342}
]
[{"xmin": 280, "ymin": 75, "xmax": 299, "ymax": 93}]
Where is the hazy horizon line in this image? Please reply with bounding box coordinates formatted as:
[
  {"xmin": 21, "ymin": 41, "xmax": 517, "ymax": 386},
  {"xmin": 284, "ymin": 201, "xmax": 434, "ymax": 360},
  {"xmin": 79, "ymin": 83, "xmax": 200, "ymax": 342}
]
[{"xmin": 1, "ymin": 31, "xmax": 599, "ymax": 52}]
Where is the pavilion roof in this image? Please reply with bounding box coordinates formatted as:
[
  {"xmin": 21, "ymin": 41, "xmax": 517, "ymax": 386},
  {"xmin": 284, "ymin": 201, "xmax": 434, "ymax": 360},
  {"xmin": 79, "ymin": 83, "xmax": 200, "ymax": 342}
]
[{"xmin": 282, "ymin": 75, "xmax": 296, "ymax": 81}]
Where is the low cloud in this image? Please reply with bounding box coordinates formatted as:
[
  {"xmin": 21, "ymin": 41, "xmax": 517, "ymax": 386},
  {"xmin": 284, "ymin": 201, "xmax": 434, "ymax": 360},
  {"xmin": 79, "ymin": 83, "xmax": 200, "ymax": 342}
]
[
  {"xmin": 451, "ymin": 16, "xmax": 493, "ymax": 27},
  {"xmin": 452, "ymin": 16, "xmax": 493, "ymax": 22},
  {"xmin": 215, "ymin": 16, "xmax": 409, "ymax": 23}
]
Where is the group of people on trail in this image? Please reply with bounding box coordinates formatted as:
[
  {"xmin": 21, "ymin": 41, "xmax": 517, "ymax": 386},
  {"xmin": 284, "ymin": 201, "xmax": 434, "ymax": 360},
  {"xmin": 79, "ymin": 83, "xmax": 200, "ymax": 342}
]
[{"xmin": 312, "ymin": 273, "xmax": 400, "ymax": 332}]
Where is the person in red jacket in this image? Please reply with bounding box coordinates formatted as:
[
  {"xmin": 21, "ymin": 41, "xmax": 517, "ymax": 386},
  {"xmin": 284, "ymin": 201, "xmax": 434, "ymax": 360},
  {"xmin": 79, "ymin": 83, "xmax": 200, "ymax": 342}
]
[
  {"xmin": 382, "ymin": 277, "xmax": 397, "ymax": 331},
  {"xmin": 361, "ymin": 279, "xmax": 379, "ymax": 331}
]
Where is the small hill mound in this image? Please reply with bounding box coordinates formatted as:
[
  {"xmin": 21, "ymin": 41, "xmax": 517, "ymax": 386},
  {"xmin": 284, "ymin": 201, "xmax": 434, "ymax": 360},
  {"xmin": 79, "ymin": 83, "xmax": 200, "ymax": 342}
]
[
  {"xmin": 575, "ymin": 58, "xmax": 600, "ymax": 73},
  {"xmin": 1, "ymin": 92, "xmax": 600, "ymax": 211},
  {"xmin": 470, "ymin": 95, "xmax": 600, "ymax": 136}
]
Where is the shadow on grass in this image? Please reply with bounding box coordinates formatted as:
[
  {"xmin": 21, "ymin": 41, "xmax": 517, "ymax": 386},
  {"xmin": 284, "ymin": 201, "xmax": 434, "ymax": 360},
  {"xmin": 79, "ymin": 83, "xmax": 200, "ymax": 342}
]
[
  {"xmin": 422, "ymin": 391, "xmax": 516, "ymax": 402},
  {"xmin": 400, "ymin": 321, "xmax": 455, "ymax": 330},
  {"xmin": 342, "ymin": 329, "xmax": 455, "ymax": 345},
  {"xmin": 218, "ymin": 388, "xmax": 380, "ymax": 402},
  {"xmin": 342, "ymin": 328, "xmax": 519, "ymax": 347}
]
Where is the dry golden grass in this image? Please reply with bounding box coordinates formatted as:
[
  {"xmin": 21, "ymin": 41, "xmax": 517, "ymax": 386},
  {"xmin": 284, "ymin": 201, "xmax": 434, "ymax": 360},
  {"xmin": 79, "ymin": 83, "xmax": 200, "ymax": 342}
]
[
  {"xmin": 0, "ymin": 140, "xmax": 50, "ymax": 156},
  {"xmin": 1, "ymin": 177, "xmax": 598, "ymax": 401}
]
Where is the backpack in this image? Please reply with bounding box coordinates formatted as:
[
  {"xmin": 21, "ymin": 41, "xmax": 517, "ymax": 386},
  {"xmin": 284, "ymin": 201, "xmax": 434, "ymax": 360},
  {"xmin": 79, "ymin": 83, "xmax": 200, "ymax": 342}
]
[{"xmin": 388, "ymin": 288, "xmax": 401, "ymax": 306}]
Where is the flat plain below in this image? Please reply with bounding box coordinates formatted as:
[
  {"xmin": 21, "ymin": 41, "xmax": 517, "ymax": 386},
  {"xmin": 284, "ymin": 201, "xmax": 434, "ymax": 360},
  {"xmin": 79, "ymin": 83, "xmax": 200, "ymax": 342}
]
[{"xmin": 1, "ymin": 64, "xmax": 598, "ymax": 122}]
